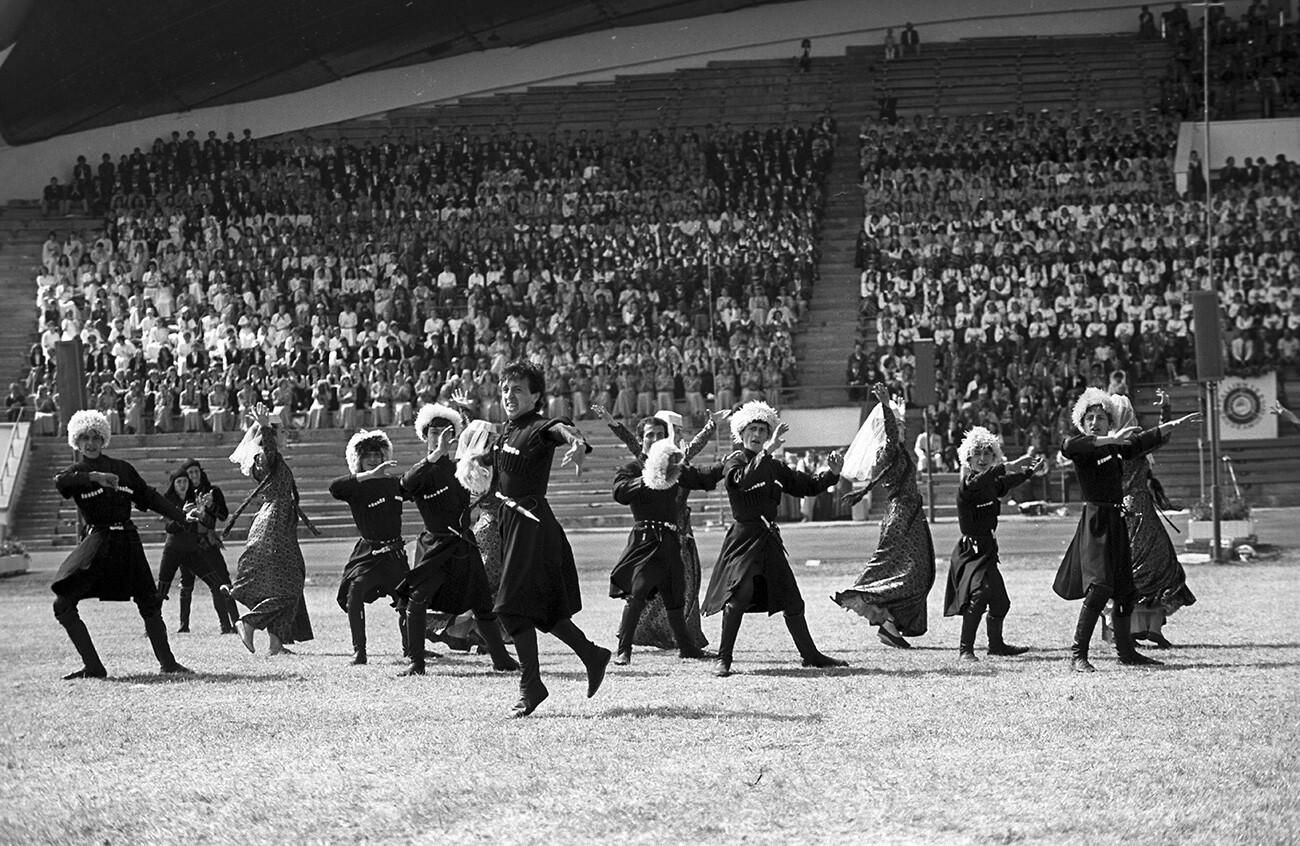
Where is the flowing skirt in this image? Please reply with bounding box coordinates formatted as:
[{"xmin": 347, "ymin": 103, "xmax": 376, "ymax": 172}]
[
  {"xmin": 1128, "ymin": 494, "xmax": 1196, "ymax": 616},
  {"xmin": 230, "ymin": 499, "xmax": 313, "ymax": 644},
  {"xmin": 832, "ymin": 493, "xmax": 935, "ymax": 637}
]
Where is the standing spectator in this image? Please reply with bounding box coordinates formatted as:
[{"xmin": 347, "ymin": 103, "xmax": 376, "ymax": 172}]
[{"xmin": 900, "ymin": 22, "xmax": 921, "ymax": 57}]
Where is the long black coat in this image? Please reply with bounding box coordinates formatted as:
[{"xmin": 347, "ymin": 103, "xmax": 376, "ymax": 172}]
[
  {"xmin": 52, "ymin": 455, "xmax": 188, "ymax": 602},
  {"xmin": 491, "ymin": 411, "xmax": 589, "ymax": 631},
  {"xmin": 702, "ymin": 449, "xmax": 839, "ymax": 616},
  {"xmin": 1053, "ymin": 429, "xmax": 1162, "ymax": 603},
  {"xmin": 609, "ymin": 461, "xmax": 721, "ymax": 606}
]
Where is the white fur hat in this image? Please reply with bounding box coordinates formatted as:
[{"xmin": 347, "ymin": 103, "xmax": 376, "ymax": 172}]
[
  {"xmin": 67, "ymin": 409, "xmax": 111, "ymax": 451},
  {"xmin": 642, "ymin": 438, "xmax": 685, "ymax": 490},
  {"xmin": 1072, "ymin": 387, "xmax": 1115, "ymax": 433},
  {"xmin": 346, "ymin": 429, "xmax": 392, "ymax": 474},
  {"xmin": 957, "ymin": 426, "xmax": 1005, "ymax": 468},
  {"xmin": 414, "ymin": 403, "xmax": 462, "ymax": 442},
  {"xmin": 729, "ymin": 400, "xmax": 780, "ymax": 443}
]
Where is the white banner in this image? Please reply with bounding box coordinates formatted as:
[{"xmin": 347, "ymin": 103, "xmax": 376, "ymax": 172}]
[
  {"xmin": 781, "ymin": 407, "xmax": 866, "ymax": 450},
  {"xmin": 1219, "ymin": 372, "xmax": 1277, "ymax": 441}
]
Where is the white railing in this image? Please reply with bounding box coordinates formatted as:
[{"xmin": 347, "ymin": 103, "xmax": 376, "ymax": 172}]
[{"xmin": 0, "ymin": 422, "xmax": 32, "ymax": 544}]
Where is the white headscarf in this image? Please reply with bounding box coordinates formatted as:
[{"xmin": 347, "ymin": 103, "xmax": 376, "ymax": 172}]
[
  {"xmin": 455, "ymin": 419, "xmax": 498, "ymax": 496},
  {"xmin": 842, "ymin": 399, "xmax": 905, "ymax": 481},
  {"xmin": 229, "ymin": 422, "xmax": 264, "ymax": 477}
]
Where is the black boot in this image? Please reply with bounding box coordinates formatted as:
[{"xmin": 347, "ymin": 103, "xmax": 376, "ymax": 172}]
[
  {"xmin": 550, "ymin": 618, "xmax": 611, "ymax": 698},
  {"xmin": 397, "ymin": 605, "xmax": 410, "ymax": 660},
  {"xmin": 144, "ymin": 611, "xmax": 193, "ymax": 674},
  {"xmin": 1070, "ymin": 600, "xmax": 1104, "ymax": 673},
  {"xmin": 714, "ymin": 603, "xmax": 745, "ymax": 677},
  {"xmin": 958, "ymin": 611, "xmax": 981, "ymax": 662},
  {"xmin": 785, "ymin": 612, "xmax": 849, "ymax": 669},
  {"xmin": 666, "ymin": 606, "xmax": 712, "ymax": 660},
  {"xmin": 1114, "ymin": 612, "xmax": 1163, "ymax": 666},
  {"xmin": 178, "ymin": 592, "xmax": 192, "ymax": 633},
  {"xmin": 475, "ymin": 615, "xmax": 519, "ymax": 672},
  {"xmin": 985, "ymin": 615, "xmax": 1029, "ymax": 656},
  {"xmin": 55, "ymin": 607, "xmax": 107, "ymax": 679},
  {"xmin": 221, "ymin": 592, "xmax": 240, "ymax": 634},
  {"xmin": 614, "ymin": 599, "xmax": 644, "ymax": 665},
  {"xmin": 348, "ymin": 596, "xmax": 367, "ymax": 665},
  {"xmin": 510, "ymin": 625, "xmax": 548, "ymax": 718},
  {"xmin": 212, "ymin": 589, "xmax": 234, "ymax": 634},
  {"xmin": 399, "ymin": 604, "xmax": 427, "ymax": 676}
]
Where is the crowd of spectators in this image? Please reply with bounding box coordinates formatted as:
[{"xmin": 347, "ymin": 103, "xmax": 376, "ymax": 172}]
[
  {"xmin": 1152, "ymin": 1, "xmax": 1300, "ymax": 120},
  {"xmin": 849, "ymin": 105, "xmax": 1300, "ymax": 467},
  {"xmin": 24, "ymin": 120, "xmax": 835, "ymax": 435}
]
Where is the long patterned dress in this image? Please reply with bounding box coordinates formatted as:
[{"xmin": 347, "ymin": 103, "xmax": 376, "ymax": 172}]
[
  {"xmin": 831, "ymin": 406, "xmax": 936, "ymax": 637},
  {"xmin": 228, "ymin": 426, "xmax": 314, "ymax": 644},
  {"xmin": 606, "ymin": 418, "xmax": 716, "ymax": 649},
  {"xmin": 1122, "ymin": 456, "xmax": 1196, "ymax": 631}
]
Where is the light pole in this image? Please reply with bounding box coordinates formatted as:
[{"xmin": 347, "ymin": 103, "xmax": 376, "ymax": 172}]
[{"xmin": 1191, "ymin": 0, "xmax": 1225, "ymax": 562}]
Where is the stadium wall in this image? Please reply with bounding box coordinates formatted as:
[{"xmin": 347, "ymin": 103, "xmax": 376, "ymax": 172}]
[{"xmin": 0, "ymin": 0, "xmax": 1245, "ymax": 203}]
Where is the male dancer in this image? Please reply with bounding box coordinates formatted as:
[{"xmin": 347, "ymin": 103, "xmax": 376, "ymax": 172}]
[
  {"xmin": 329, "ymin": 430, "xmax": 411, "ymax": 665},
  {"xmin": 944, "ymin": 427, "xmax": 1041, "ymax": 662},
  {"xmin": 491, "ymin": 361, "xmax": 610, "ymax": 717},
  {"xmin": 396, "ymin": 404, "xmax": 518, "ymax": 676},
  {"xmin": 610, "ymin": 436, "xmax": 722, "ymax": 664},
  {"xmin": 53, "ymin": 409, "xmax": 195, "ymax": 678},
  {"xmin": 700, "ymin": 400, "xmax": 848, "ymax": 677},
  {"xmin": 1054, "ymin": 388, "xmax": 1198, "ymax": 672}
]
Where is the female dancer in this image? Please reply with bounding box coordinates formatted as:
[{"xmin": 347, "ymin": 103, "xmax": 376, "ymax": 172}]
[
  {"xmin": 224, "ymin": 403, "xmax": 320, "ymax": 655},
  {"xmin": 396, "ymin": 405, "xmax": 518, "ymax": 676},
  {"xmin": 832, "ymin": 383, "xmax": 935, "ymax": 649},
  {"xmin": 1111, "ymin": 392, "xmax": 1196, "ymax": 649},
  {"xmin": 329, "ymin": 430, "xmax": 411, "ymax": 665},
  {"xmin": 700, "ymin": 400, "xmax": 847, "ymax": 677},
  {"xmin": 594, "ymin": 405, "xmax": 720, "ymax": 652},
  {"xmin": 52, "ymin": 410, "xmax": 194, "ymax": 678},
  {"xmin": 944, "ymin": 427, "xmax": 1041, "ymax": 661},
  {"xmin": 609, "ymin": 435, "xmax": 722, "ymax": 665},
  {"xmin": 156, "ymin": 459, "xmax": 238, "ymax": 634},
  {"xmin": 1053, "ymin": 388, "xmax": 1198, "ymax": 672},
  {"xmin": 491, "ymin": 360, "xmax": 610, "ymax": 717}
]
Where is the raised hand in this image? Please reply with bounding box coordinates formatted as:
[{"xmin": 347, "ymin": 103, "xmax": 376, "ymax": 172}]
[
  {"xmin": 710, "ymin": 408, "xmax": 734, "ymax": 425},
  {"xmin": 450, "ymin": 388, "xmax": 474, "ymax": 408},
  {"xmin": 428, "ymin": 426, "xmax": 457, "ymax": 460},
  {"xmin": 872, "ymin": 382, "xmax": 890, "ymax": 405},
  {"xmin": 591, "ymin": 404, "xmax": 615, "ymax": 425},
  {"xmin": 764, "ymin": 421, "xmax": 788, "ymax": 454},
  {"xmin": 248, "ymin": 402, "xmax": 272, "ymax": 428},
  {"xmin": 826, "ymin": 449, "xmax": 844, "ymax": 474},
  {"xmin": 357, "ymin": 460, "xmax": 399, "ymax": 481},
  {"xmin": 1155, "ymin": 388, "xmax": 1170, "ymax": 408}
]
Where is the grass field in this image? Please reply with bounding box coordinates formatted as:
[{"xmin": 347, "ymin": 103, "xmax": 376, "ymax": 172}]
[{"xmin": 1, "ymin": 526, "xmax": 1297, "ymax": 845}]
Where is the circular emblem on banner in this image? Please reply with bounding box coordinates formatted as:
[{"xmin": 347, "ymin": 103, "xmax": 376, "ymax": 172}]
[{"xmin": 1222, "ymin": 382, "xmax": 1264, "ymax": 429}]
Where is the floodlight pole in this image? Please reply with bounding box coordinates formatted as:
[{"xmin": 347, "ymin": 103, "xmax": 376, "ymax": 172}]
[{"xmin": 1192, "ymin": 0, "xmax": 1225, "ymax": 563}]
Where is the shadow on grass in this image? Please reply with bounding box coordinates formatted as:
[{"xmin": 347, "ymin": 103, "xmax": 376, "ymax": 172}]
[
  {"xmin": 1145, "ymin": 660, "xmax": 1300, "ymax": 672},
  {"xmin": 534, "ymin": 705, "xmax": 826, "ymax": 722},
  {"xmin": 1167, "ymin": 642, "xmax": 1300, "ymax": 651},
  {"xmin": 106, "ymin": 671, "xmax": 308, "ymax": 684},
  {"xmin": 744, "ymin": 664, "xmax": 976, "ymax": 678}
]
